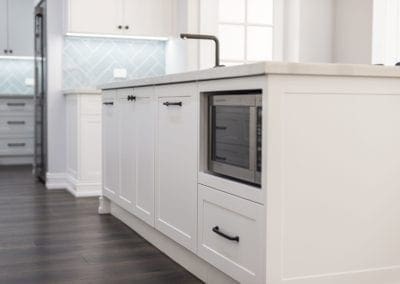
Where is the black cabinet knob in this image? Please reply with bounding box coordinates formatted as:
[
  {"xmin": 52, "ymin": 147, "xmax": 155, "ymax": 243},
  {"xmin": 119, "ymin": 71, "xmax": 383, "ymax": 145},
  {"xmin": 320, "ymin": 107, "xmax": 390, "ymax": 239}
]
[
  {"xmin": 4, "ymin": 49, "xmax": 8, "ymax": 54},
  {"xmin": 118, "ymin": 25, "xmax": 122, "ymax": 29},
  {"xmin": 127, "ymin": 95, "xmax": 136, "ymax": 101},
  {"xmin": 125, "ymin": 25, "xmax": 129, "ymax": 30},
  {"xmin": 9, "ymin": 50, "xmax": 12, "ymax": 54}
]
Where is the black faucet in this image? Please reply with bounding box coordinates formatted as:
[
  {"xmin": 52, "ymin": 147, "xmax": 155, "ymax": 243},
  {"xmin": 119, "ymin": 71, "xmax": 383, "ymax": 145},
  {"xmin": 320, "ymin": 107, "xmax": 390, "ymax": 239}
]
[{"xmin": 180, "ymin": 33, "xmax": 224, "ymax": 68}]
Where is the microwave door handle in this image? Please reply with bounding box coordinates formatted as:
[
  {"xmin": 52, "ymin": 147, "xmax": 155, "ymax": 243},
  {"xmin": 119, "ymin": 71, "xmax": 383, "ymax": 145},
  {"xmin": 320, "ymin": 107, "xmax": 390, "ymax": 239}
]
[{"xmin": 249, "ymin": 106, "xmax": 257, "ymax": 175}]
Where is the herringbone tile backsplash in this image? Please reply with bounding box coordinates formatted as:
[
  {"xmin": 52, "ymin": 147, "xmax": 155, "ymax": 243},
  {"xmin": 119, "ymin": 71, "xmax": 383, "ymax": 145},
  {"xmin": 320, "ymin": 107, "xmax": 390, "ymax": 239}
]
[
  {"xmin": 63, "ymin": 36, "xmax": 166, "ymax": 89},
  {"xmin": 0, "ymin": 59, "xmax": 34, "ymax": 95}
]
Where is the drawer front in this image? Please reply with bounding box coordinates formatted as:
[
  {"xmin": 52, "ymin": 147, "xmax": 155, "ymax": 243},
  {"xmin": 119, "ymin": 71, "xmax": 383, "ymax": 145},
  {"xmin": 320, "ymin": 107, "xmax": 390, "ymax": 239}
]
[
  {"xmin": 0, "ymin": 138, "xmax": 34, "ymax": 156},
  {"xmin": 0, "ymin": 98, "xmax": 34, "ymax": 114},
  {"xmin": 198, "ymin": 185, "xmax": 265, "ymax": 284},
  {"xmin": 0, "ymin": 115, "xmax": 34, "ymax": 135}
]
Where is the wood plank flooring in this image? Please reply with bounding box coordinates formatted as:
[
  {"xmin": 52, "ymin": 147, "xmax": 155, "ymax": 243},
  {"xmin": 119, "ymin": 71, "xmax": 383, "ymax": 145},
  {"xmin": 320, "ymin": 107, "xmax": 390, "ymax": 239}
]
[{"xmin": 0, "ymin": 166, "xmax": 202, "ymax": 284}]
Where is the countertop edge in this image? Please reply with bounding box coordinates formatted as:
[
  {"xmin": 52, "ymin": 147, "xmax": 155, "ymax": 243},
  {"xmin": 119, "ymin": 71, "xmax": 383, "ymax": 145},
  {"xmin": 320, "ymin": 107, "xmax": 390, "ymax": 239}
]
[{"xmin": 98, "ymin": 62, "xmax": 400, "ymax": 91}]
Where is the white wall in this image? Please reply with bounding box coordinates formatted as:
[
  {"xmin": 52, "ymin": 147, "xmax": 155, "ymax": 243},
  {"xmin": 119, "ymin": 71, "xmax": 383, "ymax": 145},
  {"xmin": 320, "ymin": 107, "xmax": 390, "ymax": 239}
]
[
  {"xmin": 165, "ymin": 0, "xmax": 200, "ymax": 74},
  {"xmin": 372, "ymin": 0, "xmax": 400, "ymax": 65},
  {"xmin": 290, "ymin": 0, "xmax": 334, "ymax": 63},
  {"xmin": 334, "ymin": 0, "xmax": 374, "ymax": 64},
  {"xmin": 46, "ymin": 0, "xmax": 66, "ymax": 178}
]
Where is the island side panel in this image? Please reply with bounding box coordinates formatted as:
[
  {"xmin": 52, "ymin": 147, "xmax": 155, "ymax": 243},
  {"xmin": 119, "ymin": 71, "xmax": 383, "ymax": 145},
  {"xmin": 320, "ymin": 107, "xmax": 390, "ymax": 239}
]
[{"xmin": 266, "ymin": 74, "xmax": 400, "ymax": 284}]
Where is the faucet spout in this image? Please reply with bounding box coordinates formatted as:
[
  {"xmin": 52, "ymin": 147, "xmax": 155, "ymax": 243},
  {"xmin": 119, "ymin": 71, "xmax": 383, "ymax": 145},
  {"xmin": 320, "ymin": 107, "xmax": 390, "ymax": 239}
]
[{"xmin": 180, "ymin": 33, "xmax": 224, "ymax": 68}]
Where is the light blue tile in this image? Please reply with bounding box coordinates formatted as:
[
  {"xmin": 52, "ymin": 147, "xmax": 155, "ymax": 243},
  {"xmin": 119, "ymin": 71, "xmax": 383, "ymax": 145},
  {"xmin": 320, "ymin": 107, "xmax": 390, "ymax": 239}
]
[
  {"xmin": 63, "ymin": 36, "xmax": 166, "ymax": 89},
  {"xmin": 0, "ymin": 59, "xmax": 34, "ymax": 95}
]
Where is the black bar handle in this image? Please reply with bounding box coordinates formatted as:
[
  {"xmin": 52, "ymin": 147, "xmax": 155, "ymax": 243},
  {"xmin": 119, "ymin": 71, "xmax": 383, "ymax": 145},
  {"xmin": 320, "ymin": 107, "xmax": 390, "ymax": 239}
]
[
  {"xmin": 7, "ymin": 103, "xmax": 26, "ymax": 107},
  {"xmin": 8, "ymin": 143, "xmax": 26, "ymax": 147},
  {"xmin": 212, "ymin": 226, "xmax": 239, "ymax": 242},
  {"xmin": 163, "ymin": 102, "xmax": 182, "ymax": 107},
  {"xmin": 103, "ymin": 102, "xmax": 114, "ymax": 105},
  {"xmin": 216, "ymin": 126, "xmax": 227, "ymax": 130},
  {"xmin": 7, "ymin": 121, "xmax": 26, "ymax": 125},
  {"xmin": 127, "ymin": 95, "xmax": 136, "ymax": 101}
]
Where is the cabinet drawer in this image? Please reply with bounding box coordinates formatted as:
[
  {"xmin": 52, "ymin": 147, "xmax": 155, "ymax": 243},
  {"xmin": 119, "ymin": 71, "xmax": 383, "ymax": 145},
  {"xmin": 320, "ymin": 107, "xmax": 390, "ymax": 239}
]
[
  {"xmin": 0, "ymin": 98, "xmax": 34, "ymax": 114},
  {"xmin": 0, "ymin": 138, "xmax": 34, "ymax": 156},
  {"xmin": 198, "ymin": 184, "xmax": 265, "ymax": 284},
  {"xmin": 0, "ymin": 115, "xmax": 34, "ymax": 135}
]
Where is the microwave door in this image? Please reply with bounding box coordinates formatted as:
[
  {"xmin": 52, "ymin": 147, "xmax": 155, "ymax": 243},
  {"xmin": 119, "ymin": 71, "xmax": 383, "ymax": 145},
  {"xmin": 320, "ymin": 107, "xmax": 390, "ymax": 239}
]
[{"xmin": 209, "ymin": 104, "xmax": 255, "ymax": 183}]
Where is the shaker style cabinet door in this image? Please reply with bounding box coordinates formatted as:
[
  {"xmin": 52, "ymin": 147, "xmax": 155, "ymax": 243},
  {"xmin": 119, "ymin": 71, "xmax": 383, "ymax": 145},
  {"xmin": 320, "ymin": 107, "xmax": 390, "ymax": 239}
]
[
  {"xmin": 155, "ymin": 84, "xmax": 198, "ymax": 253},
  {"xmin": 117, "ymin": 89, "xmax": 137, "ymax": 210},
  {"xmin": 7, "ymin": 0, "xmax": 34, "ymax": 56},
  {"xmin": 122, "ymin": 0, "xmax": 174, "ymax": 37},
  {"xmin": 0, "ymin": 0, "xmax": 7, "ymax": 55},
  {"xmin": 68, "ymin": 0, "xmax": 123, "ymax": 35},
  {"xmin": 132, "ymin": 87, "xmax": 155, "ymax": 227},
  {"xmin": 102, "ymin": 91, "xmax": 119, "ymax": 201}
]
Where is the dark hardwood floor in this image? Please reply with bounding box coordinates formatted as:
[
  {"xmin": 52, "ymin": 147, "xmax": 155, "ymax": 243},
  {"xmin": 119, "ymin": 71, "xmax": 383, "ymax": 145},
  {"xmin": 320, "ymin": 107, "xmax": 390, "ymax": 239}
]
[{"xmin": 0, "ymin": 165, "xmax": 202, "ymax": 284}]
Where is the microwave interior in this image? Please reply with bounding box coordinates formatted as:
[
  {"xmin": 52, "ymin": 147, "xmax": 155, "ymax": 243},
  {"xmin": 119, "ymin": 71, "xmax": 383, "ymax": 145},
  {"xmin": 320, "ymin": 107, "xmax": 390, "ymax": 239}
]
[{"xmin": 207, "ymin": 90, "xmax": 262, "ymax": 187}]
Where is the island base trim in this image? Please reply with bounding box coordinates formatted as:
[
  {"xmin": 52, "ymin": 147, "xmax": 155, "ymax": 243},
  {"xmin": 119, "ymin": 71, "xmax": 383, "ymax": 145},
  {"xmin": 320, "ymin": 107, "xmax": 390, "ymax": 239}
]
[{"xmin": 109, "ymin": 201, "xmax": 237, "ymax": 284}]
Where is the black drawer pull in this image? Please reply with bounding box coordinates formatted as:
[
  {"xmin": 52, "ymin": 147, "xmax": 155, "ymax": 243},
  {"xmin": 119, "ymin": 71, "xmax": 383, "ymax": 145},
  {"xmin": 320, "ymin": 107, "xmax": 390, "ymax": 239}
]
[
  {"xmin": 215, "ymin": 156, "xmax": 226, "ymax": 161},
  {"xmin": 163, "ymin": 102, "xmax": 182, "ymax": 107},
  {"xmin": 216, "ymin": 126, "xmax": 227, "ymax": 130},
  {"xmin": 7, "ymin": 103, "xmax": 26, "ymax": 107},
  {"xmin": 212, "ymin": 226, "xmax": 239, "ymax": 242},
  {"xmin": 103, "ymin": 102, "xmax": 114, "ymax": 105},
  {"xmin": 7, "ymin": 121, "xmax": 26, "ymax": 125},
  {"xmin": 8, "ymin": 143, "xmax": 26, "ymax": 147}
]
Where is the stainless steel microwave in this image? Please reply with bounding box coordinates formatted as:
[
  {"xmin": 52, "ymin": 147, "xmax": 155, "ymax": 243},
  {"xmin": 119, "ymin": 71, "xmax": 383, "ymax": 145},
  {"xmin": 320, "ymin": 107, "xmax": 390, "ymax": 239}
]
[{"xmin": 208, "ymin": 90, "xmax": 262, "ymax": 186}]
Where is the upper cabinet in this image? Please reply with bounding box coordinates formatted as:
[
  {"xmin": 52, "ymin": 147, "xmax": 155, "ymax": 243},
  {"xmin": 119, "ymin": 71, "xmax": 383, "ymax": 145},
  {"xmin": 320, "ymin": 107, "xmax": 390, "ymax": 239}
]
[
  {"xmin": 0, "ymin": 0, "xmax": 34, "ymax": 57},
  {"xmin": 0, "ymin": 0, "xmax": 7, "ymax": 55},
  {"xmin": 66, "ymin": 0, "xmax": 175, "ymax": 38}
]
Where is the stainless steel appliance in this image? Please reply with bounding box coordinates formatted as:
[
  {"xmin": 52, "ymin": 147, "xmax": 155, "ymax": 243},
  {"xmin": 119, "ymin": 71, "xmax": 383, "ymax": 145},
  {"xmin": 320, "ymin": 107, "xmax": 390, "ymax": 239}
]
[
  {"xmin": 34, "ymin": 0, "xmax": 47, "ymax": 182},
  {"xmin": 208, "ymin": 90, "xmax": 262, "ymax": 186}
]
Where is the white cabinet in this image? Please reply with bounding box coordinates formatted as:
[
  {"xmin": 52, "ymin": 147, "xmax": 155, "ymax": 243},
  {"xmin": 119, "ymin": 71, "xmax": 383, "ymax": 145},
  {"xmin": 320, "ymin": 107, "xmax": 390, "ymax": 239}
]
[
  {"xmin": 133, "ymin": 87, "xmax": 155, "ymax": 226},
  {"xmin": 68, "ymin": 0, "xmax": 122, "ymax": 35},
  {"xmin": 103, "ymin": 87, "xmax": 156, "ymax": 226},
  {"xmin": 66, "ymin": 0, "xmax": 175, "ymax": 37},
  {"xmin": 118, "ymin": 89, "xmax": 136, "ymax": 208},
  {"xmin": 198, "ymin": 184, "xmax": 265, "ymax": 284},
  {"xmin": 0, "ymin": 95, "xmax": 34, "ymax": 165},
  {"xmin": 65, "ymin": 91, "xmax": 102, "ymax": 197},
  {"xmin": 117, "ymin": 87, "xmax": 156, "ymax": 226},
  {"xmin": 155, "ymin": 84, "xmax": 198, "ymax": 253},
  {"xmin": 7, "ymin": 0, "xmax": 34, "ymax": 56},
  {"xmin": 0, "ymin": 0, "xmax": 7, "ymax": 54},
  {"xmin": 102, "ymin": 90, "xmax": 119, "ymax": 200},
  {"xmin": 0, "ymin": 0, "xmax": 34, "ymax": 56},
  {"xmin": 123, "ymin": 0, "xmax": 174, "ymax": 37}
]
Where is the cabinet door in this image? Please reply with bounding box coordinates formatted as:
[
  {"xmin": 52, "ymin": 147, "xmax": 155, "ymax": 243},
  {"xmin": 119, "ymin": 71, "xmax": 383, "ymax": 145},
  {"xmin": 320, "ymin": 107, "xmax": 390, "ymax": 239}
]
[
  {"xmin": 118, "ymin": 89, "xmax": 136, "ymax": 210},
  {"xmin": 102, "ymin": 91, "xmax": 119, "ymax": 200},
  {"xmin": 123, "ymin": 0, "xmax": 174, "ymax": 37},
  {"xmin": 0, "ymin": 0, "xmax": 7, "ymax": 55},
  {"xmin": 134, "ymin": 87, "xmax": 155, "ymax": 227},
  {"xmin": 155, "ymin": 84, "xmax": 198, "ymax": 253},
  {"xmin": 7, "ymin": 0, "xmax": 34, "ymax": 56},
  {"xmin": 68, "ymin": 0, "xmax": 123, "ymax": 35}
]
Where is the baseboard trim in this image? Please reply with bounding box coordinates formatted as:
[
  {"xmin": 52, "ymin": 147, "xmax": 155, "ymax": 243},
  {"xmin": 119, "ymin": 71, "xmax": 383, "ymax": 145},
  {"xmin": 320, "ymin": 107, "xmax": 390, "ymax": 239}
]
[
  {"xmin": 46, "ymin": 172, "xmax": 68, "ymax": 190},
  {"xmin": 46, "ymin": 172, "xmax": 101, "ymax": 198}
]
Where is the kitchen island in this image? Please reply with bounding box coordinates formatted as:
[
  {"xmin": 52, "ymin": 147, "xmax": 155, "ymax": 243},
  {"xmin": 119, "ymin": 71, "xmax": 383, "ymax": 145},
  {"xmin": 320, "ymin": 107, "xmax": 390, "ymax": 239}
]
[{"xmin": 99, "ymin": 62, "xmax": 400, "ymax": 284}]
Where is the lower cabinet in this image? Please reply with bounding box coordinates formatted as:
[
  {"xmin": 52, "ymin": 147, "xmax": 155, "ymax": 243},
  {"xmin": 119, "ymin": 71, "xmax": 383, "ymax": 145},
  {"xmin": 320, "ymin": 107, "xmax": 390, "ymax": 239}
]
[
  {"xmin": 198, "ymin": 184, "xmax": 265, "ymax": 284},
  {"xmin": 117, "ymin": 87, "xmax": 155, "ymax": 227},
  {"xmin": 102, "ymin": 90, "xmax": 119, "ymax": 199},
  {"xmin": 155, "ymin": 84, "xmax": 198, "ymax": 253}
]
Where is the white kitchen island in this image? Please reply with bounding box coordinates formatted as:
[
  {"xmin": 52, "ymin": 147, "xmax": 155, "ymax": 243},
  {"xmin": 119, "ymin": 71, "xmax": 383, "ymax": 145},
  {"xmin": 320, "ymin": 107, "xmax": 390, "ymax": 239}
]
[{"xmin": 99, "ymin": 62, "xmax": 400, "ymax": 284}]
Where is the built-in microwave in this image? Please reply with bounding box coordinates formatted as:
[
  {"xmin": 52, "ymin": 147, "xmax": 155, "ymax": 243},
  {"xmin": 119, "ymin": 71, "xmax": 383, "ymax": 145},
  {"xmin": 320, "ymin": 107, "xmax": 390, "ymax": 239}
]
[{"xmin": 208, "ymin": 90, "xmax": 262, "ymax": 187}]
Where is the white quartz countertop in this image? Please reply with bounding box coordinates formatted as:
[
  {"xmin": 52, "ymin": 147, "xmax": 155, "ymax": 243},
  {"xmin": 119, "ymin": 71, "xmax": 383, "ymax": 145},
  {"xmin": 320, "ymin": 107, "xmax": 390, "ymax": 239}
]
[
  {"xmin": 63, "ymin": 88, "xmax": 101, "ymax": 95},
  {"xmin": 99, "ymin": 61, "xmax": 400, "ymax": 90}
]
